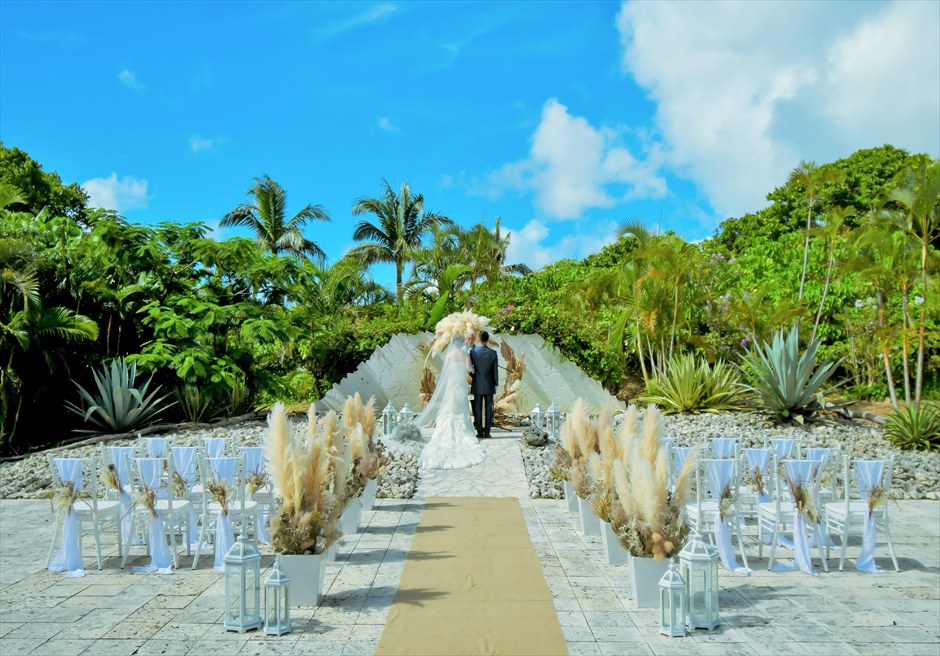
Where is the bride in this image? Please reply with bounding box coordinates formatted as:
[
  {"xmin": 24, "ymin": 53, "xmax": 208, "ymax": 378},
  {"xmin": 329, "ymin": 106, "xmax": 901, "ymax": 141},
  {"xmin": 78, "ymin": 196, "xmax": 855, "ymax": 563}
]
[{"xmin": 415, "ymin": 317, "xmax": 486, "ymax": 470}]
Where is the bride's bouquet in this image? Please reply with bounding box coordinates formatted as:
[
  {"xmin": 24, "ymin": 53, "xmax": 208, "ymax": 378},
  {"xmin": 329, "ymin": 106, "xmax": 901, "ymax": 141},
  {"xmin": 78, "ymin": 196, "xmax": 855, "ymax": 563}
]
[{"xmin": 428, "ymin": 310, "xmax": 491, "ymax": 356}]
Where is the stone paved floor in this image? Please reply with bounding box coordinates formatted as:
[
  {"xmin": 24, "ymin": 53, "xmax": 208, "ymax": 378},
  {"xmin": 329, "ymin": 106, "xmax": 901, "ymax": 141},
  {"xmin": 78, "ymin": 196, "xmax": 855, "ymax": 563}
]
[{"xmin": 1, "ymin": 431, "xmax": 938, "ymax": 655}]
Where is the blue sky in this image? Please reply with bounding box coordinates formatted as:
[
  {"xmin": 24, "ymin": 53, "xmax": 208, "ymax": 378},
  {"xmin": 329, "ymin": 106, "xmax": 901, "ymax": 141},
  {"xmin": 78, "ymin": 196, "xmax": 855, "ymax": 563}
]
[{"xmin": 2, "ymin": 1, "xmax": 938, "ymax": 277}]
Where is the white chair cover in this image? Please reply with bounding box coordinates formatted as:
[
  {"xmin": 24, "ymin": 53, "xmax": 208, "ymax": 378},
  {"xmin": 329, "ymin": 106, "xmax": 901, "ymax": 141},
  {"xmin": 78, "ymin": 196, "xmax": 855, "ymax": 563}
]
[
  {"xmin": 771, "ymin": 438, "xmax": 796, "ymax": 461},
  {"xmin": 711, "ymin": 438, "xmax": 736, "ymax": 459},
  {"xmin": 144, "ymin": 437, "xmax": 168, "ymax": 457},
  {"xmin": 110, "ymin": 446, "xmax": 137, "ymax": 546},
  {"xmin": 744, "ymin": 448, "xmax": 771, "ymax": 502},
  {"xmin": 706, "ymin": 459, "xmax": 751, "ymax": 575},
  {"xmin": 132, "ymin": 459, "xmax": 173, "ymax": 574},
  {"xmin": 240, "ymin": 447, "xmax": 270, "ymax": 544},
  {"xmin": 209, "ymin": 457, "xmax": 237, "ymax": 572},
  {"xmin": 205, "ymin": 438, "xmax": 226, "ymax": 459},
  {"xmin": 48, "ymin": 459, "xmax": 85, "ymax": 577},
  {"xmin": 780, "ymin": 460, "xmax": 818, "ymax": 576},
  {"xmin": 855, "ymin": 460, "xmax": 886, "ymax": 573},
  {"xmin": 805, "ymin": 448, "xmax": 831, "ymax": 467},
  {"xmin": 172, "ymin": 447, "xmax": 201, "ymax": 547}
]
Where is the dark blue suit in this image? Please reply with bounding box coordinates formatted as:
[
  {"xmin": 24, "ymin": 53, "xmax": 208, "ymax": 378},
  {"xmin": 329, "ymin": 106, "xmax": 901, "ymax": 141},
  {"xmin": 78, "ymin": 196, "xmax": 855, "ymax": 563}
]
[{"xmin": 469, "ymin": 344, "xmax": 498, "ymax": 437}]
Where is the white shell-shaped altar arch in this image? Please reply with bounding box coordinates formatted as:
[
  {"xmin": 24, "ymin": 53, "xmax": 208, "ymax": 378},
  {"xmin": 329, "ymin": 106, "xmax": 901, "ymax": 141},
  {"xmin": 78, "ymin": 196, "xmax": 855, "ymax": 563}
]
[{"xmin": 315, "ymin": 332, "xmax": 624, "ymax": 415}]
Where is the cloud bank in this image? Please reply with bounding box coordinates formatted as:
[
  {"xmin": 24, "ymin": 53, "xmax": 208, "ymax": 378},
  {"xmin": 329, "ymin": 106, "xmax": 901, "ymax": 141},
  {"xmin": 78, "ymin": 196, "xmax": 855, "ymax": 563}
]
[{"xmin": 82, "ymin": 173, "xmax": 150, "ymax": 212}]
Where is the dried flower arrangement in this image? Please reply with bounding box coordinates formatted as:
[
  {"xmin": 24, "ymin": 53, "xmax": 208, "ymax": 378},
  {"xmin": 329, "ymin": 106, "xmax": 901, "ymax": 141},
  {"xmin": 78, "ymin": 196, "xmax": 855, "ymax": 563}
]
[
  {"xmin": 494, "ymin": 340, "xmax": 526, "ymax": 423},
  {"xmin": 102, "ymin": 463, "xmax": 123, "ymax": 496},
  {"xmin": 744, "ymin": 464, "xmax": 766, "ymax": 497},
  {"xmin": 135, "ymin": 485, "xmax": 159, "ymax": 519},
  {"xmin": 420, "ymin": 367, "xmax": 436, "ymax": 408},
  {"xmin": 341, "ymin": 393, "xmax": 388, "ymax": 494},
  {"xmin": 786, "ymin": 477, "xmax": 819, "ymax": 524},
  {"xmin": 52, "ymin": 480, "xmax": 81, "ymax": 514},
  {"xmin": 602, "ymin": 403, "xmax": 695, "ymax": 559},
  {"xmin": 206, "ymin": 478, "xmax": 233, "ymax": 517},
  {"xmin": 556, "ymin": 399, "xmax": 601, "ymax": 499},
  {"xmin": 428, "ymin": 310, "xmax": 491, "ymax": 356}
]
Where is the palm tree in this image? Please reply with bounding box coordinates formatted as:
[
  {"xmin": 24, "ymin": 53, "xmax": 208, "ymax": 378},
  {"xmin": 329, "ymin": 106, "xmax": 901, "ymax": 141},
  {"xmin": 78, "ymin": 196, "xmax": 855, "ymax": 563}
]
[
  {"xmin": 350, "ymin": 180, "xmax": 454, "ymax": 305},
  {"xmin": 458, "ymin": 218, "xmax": 531, "ymax": 298},
  {"xmin": 882, "ymin": 161, "xmax": 940, "ymax": 402},
  {"xmin": 809, "ymin": 205, "xmax": 856, "ymax": 342},
  {"xmin": 221, "ymin": 175, "xmax": 330, "ymax": 262},
  {"xmin": 788, "ymin": 161, "xmax": 840, "ymax": 305}
]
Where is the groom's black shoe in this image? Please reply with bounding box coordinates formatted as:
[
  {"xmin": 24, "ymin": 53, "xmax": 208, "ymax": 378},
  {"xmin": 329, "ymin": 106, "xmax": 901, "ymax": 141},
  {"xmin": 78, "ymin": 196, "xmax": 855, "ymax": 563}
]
[{"xmin": 477, "ymin": 433, "xmax": 486, "ymax": 439}]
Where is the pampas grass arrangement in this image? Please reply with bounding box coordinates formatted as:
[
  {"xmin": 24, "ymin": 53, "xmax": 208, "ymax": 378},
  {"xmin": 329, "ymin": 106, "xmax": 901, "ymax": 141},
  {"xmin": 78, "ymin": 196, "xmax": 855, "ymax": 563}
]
[{"xmin": 567, "ymin": 399, "xmax": 696, "ymax": 560}]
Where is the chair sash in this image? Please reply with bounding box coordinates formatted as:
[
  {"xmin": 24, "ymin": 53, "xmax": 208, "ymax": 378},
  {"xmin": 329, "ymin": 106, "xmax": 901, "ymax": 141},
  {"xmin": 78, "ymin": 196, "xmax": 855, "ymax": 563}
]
[
  {"xmin": 132, "ymin": 458, "xmax": 172, "ymax": 573},
  {"xmin": 771, "ymin": 438, "xmax": 796, "ymax": 461},
  {"xmin": 205, "ymin": 438, "xmax": 227, "ymax": 459},
  {"xmin": 706, "ymin": 460, "xmax": 751, "ymax": 575},
  {"xmin": 48, "ymin": 458, "xmax": 85, "ymax": 577},
  {"xmin": 805, "ymin": 448, "xmax": 831, "ymax": 468},
  {"xmin": 744, "ymin": 448, "xmax": 771, "ymax": 502},
  {"xmin": 172, "ymin": 447, "xmax": 201, "ymax": 548},
  {"xmin": 711, "ymin": 438, "xmax": 736, "ymax": 459},
  {"xmin": 782, "ymin": 460, "xmax": 818, "ymax": 576},
  {"xmin": 208, "ymin": 457, "xmax": 237, "ymax": 572},
  {"xmin": 855, "ymin": 460, "xmax": 886, "ymax": 573},
  {"xmin": 144, "ymin": 437, "xmax": 168, "ymax": 458},
  {"xmin": 239, "ymin": 447, "xmax": 270, "ymax": 544},
  {"xmin": 110, "ymin": 446, "xmax": 137, "ymax": 546}
]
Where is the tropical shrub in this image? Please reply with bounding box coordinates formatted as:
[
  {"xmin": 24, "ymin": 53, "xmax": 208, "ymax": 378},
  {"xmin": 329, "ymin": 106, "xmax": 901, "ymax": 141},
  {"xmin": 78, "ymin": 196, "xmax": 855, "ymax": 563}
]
[
  {"xmin": 175, "ymin": 384, "xmax": 214, "ymax": 424},
  {"xmin": 65, "ymin": 357, "xmax": 175, "ymax": 433},
  {"xmin": 641, "ymin": 353, "xmax": 746, "ymax": 413},
  {"xmin": 742, "ymin": 325, "xmax": 840, "ymax": 423},
  {"xmin": 883, "ymin": 402, "xmax": 940, "ymax": 451}
]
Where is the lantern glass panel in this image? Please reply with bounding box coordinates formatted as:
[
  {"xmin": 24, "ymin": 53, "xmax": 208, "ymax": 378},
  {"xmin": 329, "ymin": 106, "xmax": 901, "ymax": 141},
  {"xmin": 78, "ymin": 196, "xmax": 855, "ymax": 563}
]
[{"xmin": 246, "ymin": 574, "xmax": 257, "ymax": 616}]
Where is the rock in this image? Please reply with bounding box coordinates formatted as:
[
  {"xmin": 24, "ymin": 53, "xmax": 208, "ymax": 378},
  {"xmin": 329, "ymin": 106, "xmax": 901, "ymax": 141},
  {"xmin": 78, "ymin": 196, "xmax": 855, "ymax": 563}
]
[{"xmin": 521, "ymin": 426, "xmax": 549, "ymax": 446}]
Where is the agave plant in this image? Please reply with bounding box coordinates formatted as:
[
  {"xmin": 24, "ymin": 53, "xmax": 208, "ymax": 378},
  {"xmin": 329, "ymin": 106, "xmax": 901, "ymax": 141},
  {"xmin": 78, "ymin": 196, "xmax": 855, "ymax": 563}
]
[
  {"xmin": 66, "ymin": 357, "xmax": 175, "ymax": 433},
  {"xmin": 175, "ymin": 384, "xmax": 215, "ymax": 424},
  {"xmin": 741, "ymin": 325, "xmax": 840, "ymax": 424},
  {"xmin": 641, "ymin": 353, "xmax": 745, "ymax": 414},
  {"xmin": 883, "ymin": 402, "xmax": 940, "ymax": 451}
]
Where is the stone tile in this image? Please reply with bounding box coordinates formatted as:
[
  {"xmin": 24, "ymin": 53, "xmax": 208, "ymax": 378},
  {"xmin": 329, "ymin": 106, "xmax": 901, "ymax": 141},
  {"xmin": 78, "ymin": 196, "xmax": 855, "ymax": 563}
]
[
  {"xmin": 291, "ymin": 640, "xmax": 352, "ymax": 655},
  {"xmin": 562, "ymin": 625, "xmax": 596, "ymax": 641},
  {"xmin": 597, "ymin": 642, "xmax": 653, "ymax": 655},
  {"xmin": 238, "ymin": 640, "xmax": 297, "ymax": 656},
  {"xmin": 0, "ymin": 639, "xmax": 44, "ymax": 655},
  {"xmin": 566, "ymin": 642, "xmax": 603, "ymax": 655},
  {"xmin": 85, "ymin": 638, "xmax": 149, "ymax": 656},
  {"xmin": 136, "ymin": 638, "xmax": 199, "ymax": 655},
  {"xmin": 29, "ymin": 639, "xmax": 97, "ymax": 655},
  {"xmin": 341, "ymin": 639, "xmax": 379, "ymax": 655},
  {"xmin": 2, "ymin": 621, "xmax": 69, "ymax": 641}
]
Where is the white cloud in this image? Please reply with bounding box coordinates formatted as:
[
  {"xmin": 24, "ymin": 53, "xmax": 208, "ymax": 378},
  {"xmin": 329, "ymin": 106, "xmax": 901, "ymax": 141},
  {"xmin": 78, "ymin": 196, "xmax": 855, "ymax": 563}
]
[
  {"xmin": 505, "ymin": 219, "xmax": 616, "ymax": 270},
  {"xmin": 118, "ymin": 68, "xmax": 145, "ymax": 92},
  {"xmin": 617, "ymin": 0, "xmax": 940, "ymax": 219},
  {"xmin": 81, "ymin": 173, "xmax": 151, "ymax": 212},
  {"xmin": 377, "ymin": 117, "xmax": 400, "ymax": 133},
  {"xmin": 189, "ymin": 135, "xmax": 222, "ymax": 152},
  {"xmin": 309, "ymin": 3, "xmax": 397, "ymax": 43},
  {"xmin": 478, "ymin": 99, "xmax": 666, "ymax": 220}
]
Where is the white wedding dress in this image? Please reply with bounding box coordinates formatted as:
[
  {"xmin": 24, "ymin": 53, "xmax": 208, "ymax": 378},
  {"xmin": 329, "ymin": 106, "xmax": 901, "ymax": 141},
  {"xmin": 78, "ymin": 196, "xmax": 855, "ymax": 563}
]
[{"xmin": 416, "ymin": 338, "xmax": 485, "ymax": 469}]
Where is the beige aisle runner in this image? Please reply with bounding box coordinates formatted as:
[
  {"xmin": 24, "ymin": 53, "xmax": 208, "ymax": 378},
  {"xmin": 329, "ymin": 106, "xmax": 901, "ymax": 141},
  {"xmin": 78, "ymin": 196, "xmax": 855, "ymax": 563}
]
[{"xmin": 376, "ymin": 496, "xmax": 567, "ymax": 656}]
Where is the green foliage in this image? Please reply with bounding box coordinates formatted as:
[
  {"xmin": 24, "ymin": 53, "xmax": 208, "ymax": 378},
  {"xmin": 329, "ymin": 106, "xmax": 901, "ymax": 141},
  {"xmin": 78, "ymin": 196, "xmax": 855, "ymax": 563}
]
[
  {"xmin": 640, "ymin": 353, "xmax": 746, "ymax": 414},
  {"xmin": 883, "ymin": 402, "xmax": 940, "ymax": 451},
  {"xmin": 175, "ymin": 385, "xmax": 215, "ymax": 424},
  {"xmin": 742, "ymin": 325, "xmax": 840, "ymax": 423},
  {"xmin": 0, "ymin": 142, "xmax": 89, "ymax": 222},
  {"xmin": 66, "ymin": 357, "xmax": 175, "ymax": 433}
]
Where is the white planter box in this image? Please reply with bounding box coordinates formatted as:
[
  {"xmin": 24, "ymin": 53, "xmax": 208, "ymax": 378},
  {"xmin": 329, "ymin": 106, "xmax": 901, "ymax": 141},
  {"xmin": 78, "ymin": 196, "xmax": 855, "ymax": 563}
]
[
  {"xmin": 278, "ymin": 553, "xmax": 326, "ymax": 607},
  {"xmin": 324, "ymin": 541, "xmax": 337, "ymax": 563},
  {"xmin": 360, "ymin": 479, "xmax": 378, "ymax": 512},
  {"xmin": 563, "ymin": 481, "xmax": 578, "ymax": 513},
  {"xmin": 602, "ymin": 522, "xmax": 631, "ymax": 565},
  {"xmin": 577, "ymin": 496, "xmax": 601, "ymax": 537},
  {"xmin": 340, "ymin": 499, "xmax": 362, "ymax": 535},
  {"xmin": 630, "ymin": 556, "xmax": 669, "ymax": 608}
]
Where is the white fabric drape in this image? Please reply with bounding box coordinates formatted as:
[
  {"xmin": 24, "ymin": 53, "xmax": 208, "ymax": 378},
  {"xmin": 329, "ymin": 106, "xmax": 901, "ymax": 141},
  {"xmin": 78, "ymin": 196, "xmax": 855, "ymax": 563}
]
[
  {"xmin": 110, "ymin": 446, "xmax": 137, "ymax": 546},
  {"xmin": 744, "ymin": 448, "xmax": 771, "ymax": 502},
  {"xmin": 48, "ymin": 458, "xmax": 85, "ymax": 577},
  {"xmin": 132, "ymin": 459, "xmax": 173, "ymax": 574},
  {"xmin": 172, "ymin": 447, "xmax": 200, "ymax": 548},
  {"xmin": 855, "ymin": 460, "xmax": 886, "ymax": 573},
  {"xmin": 240, "ymin": 447, "xmax": 270, "ymax": 544},
  {"xmin": 671, "ymin": 446, "xmax": 695, "ymax": 491},
  {"xmin": 711, "ymin": 438, "xmax": 736, "ymax": 459},
  {"xmin": 706, "ymin": 459, "xmax": 751, "ymax": 574},
  {"xmin": 771, "ymin": 438, "xmax": 796, "ymax": 461},
  {"xmin": 144, "ymin": 437, "xmax": 168, "ymax": 457},
  {"xmin": 205, "ymin": 438, "xmax": 226, "ymax": 459},
  {"xmin": 209, "ymin": 457, "xmax": 237, "ymax": 571},
  {"xmin": 781, "ymin": 460, "xmax": 818, "ymax": 576}
]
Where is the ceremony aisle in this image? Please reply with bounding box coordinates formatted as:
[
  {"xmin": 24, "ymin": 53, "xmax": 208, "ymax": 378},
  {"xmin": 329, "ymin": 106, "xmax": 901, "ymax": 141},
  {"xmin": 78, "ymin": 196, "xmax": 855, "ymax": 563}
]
[{"xmin": 376, "ymin": 496, "xmax": 566, "ymax": 655}]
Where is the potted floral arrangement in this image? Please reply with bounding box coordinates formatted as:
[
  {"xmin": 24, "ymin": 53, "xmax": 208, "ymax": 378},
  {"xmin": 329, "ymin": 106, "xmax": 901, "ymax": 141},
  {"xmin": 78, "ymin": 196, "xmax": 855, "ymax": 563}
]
[
  {"xmin": 341, "ymin": 393, "xmax": 387, "ymax": 513},
  {"xmin": 264, "ymin": 401, "xmax": 355, "ymax": 606},
  {"xmin": 550, "ymin": 399, "xmax": 597, "ymax": 517}
]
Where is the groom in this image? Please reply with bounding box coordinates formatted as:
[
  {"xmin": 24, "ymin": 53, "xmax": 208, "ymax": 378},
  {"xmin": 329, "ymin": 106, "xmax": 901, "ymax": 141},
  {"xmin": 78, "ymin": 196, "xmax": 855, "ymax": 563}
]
[{"xmin": 469, "ymin": 331, "xmax": 499, "ymax": 438}]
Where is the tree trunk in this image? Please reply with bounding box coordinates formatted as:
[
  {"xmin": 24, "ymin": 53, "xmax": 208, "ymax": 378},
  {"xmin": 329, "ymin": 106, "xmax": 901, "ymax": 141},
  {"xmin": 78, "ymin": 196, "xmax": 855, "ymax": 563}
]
[
  {"xmin": 395, "ymin": 260, "xmax": 404, "ymax": 307},
  {"xmin": 669, "ymin": 282, "xmax": 679, "ymax": 362},
  {"xmin": 900, "ymin": 286, "xmax": 911, "ymax": 405},
  {"xmin": 811, "ymin": 243, "xmax": 834, "ymax": 343},
  {"xmin": 798, "ymin": 202, "xmax": 813, "ymax": 305},
  {"xmin": 876, "ymin": 290, "xmax": 899, "ymax": 409},
  {"xmin": 916, "ymin": 246, "xmax": 927, "ymax": 403},
  {"xmin": 634, "ymin": 317, "xmax": 649, "ymax": 384}
]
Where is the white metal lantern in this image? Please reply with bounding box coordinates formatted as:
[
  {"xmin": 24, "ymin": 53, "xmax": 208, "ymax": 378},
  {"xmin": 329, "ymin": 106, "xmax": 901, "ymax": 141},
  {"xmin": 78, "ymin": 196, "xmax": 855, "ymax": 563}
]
[
  {"xmin": 545, "ymin": 402, "xmax": 562, "ymax": 439},
  {"xmin": 659, "ymin": 559, "xmax": 687, "ymax": 637},
  {"xmin": 678, "ymin": 531, "xmax": 719, "ymax": 631},
  {"xmin": 529, "ymin": 403, "xmax": 544, "ymax": 429},
  {"xmin": 397, "ymin": 403, "xmax": 414, "ymax": 426},
  {"xmin": 263, "ymin": 556, "xmax": 291, "ymax": 636},
  {"xmin": 223, "ymin": 535, "xmax": 262, "ymax": 633},
  {"xmin": 382, "ymin": 401, "xmax": 398, "ymax": 435}
]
